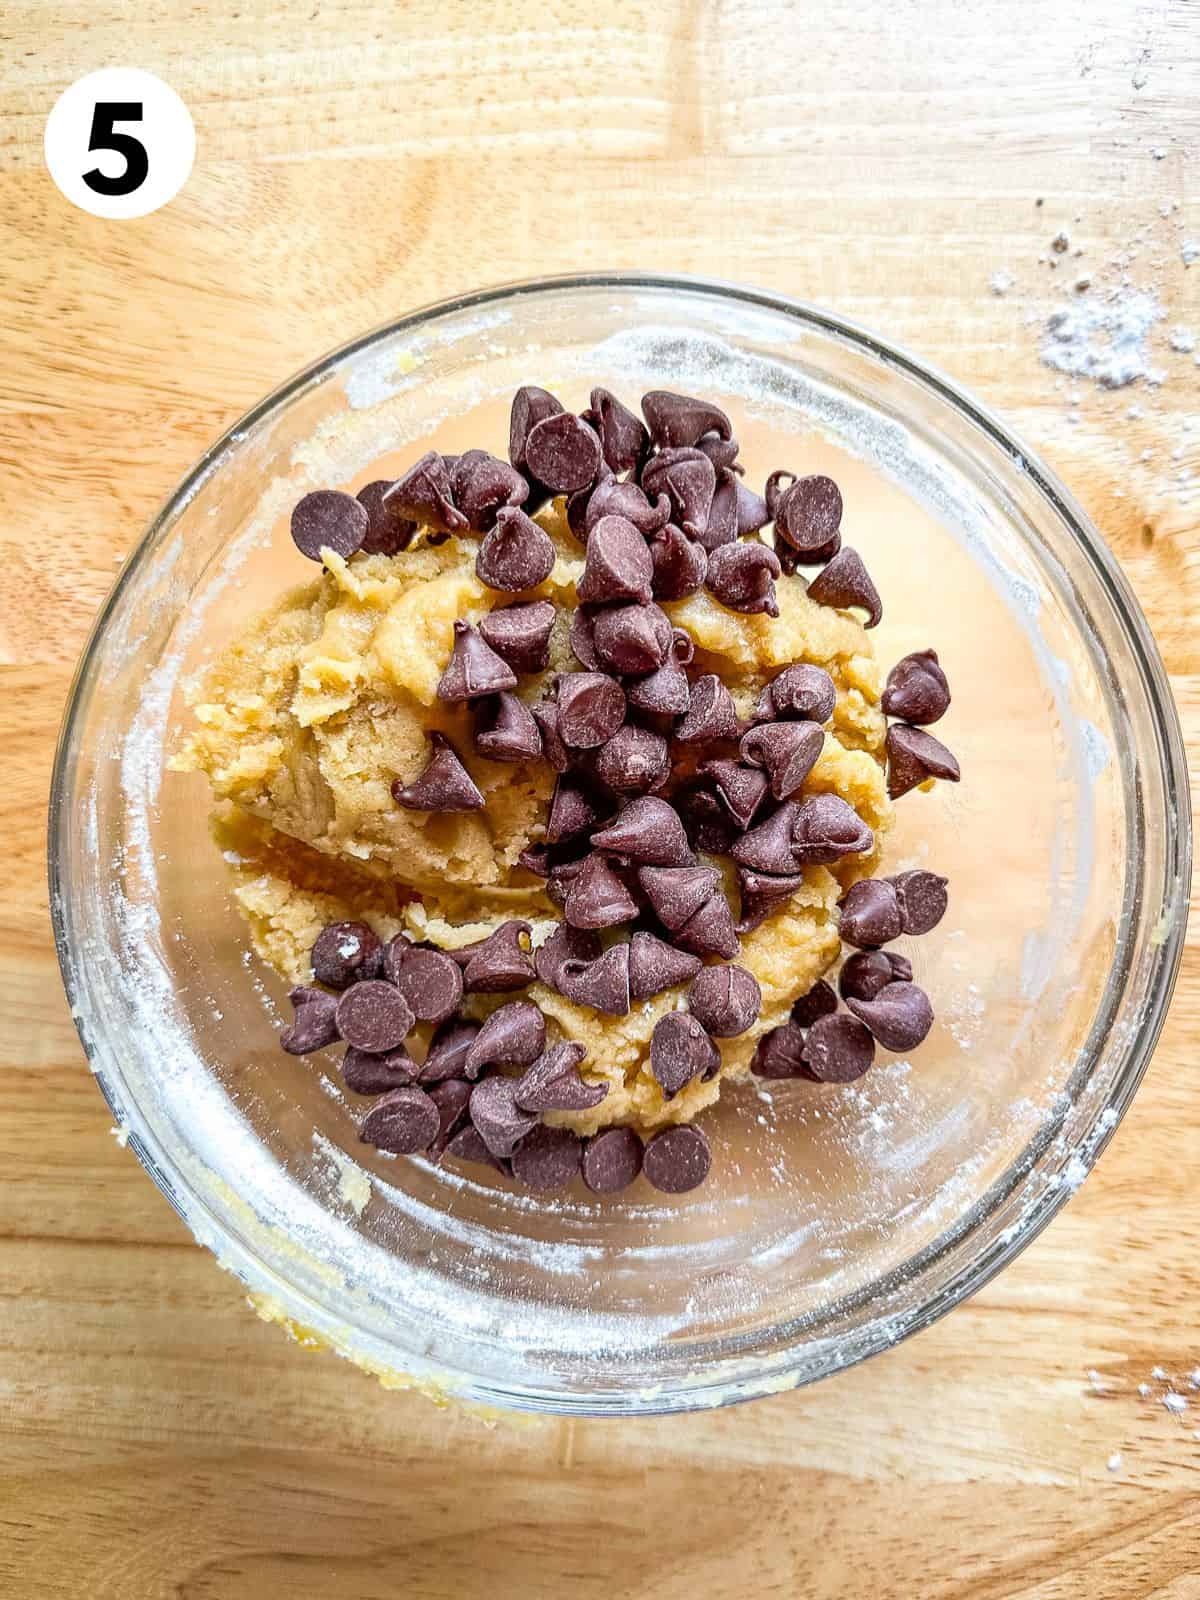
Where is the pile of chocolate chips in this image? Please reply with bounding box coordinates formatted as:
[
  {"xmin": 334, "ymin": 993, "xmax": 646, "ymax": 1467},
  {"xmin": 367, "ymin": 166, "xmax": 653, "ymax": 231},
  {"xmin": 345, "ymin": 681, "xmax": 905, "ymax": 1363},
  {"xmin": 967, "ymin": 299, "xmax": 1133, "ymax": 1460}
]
[
  {"xmin": 280, "ymin": 919, "xmax": 708, "ymax": 1195},
  {"xmin": 281, "ymin": 385, "xmax": 962, "ymax": 1197}
]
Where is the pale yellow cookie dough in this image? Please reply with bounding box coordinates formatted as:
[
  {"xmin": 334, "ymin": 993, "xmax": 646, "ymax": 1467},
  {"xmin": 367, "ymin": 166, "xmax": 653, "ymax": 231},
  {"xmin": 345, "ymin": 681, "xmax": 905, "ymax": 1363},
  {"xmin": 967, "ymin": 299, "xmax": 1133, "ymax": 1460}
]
[{"xmin": 177, "ymin": 501, "xmax": 891, "ymax": 1134}]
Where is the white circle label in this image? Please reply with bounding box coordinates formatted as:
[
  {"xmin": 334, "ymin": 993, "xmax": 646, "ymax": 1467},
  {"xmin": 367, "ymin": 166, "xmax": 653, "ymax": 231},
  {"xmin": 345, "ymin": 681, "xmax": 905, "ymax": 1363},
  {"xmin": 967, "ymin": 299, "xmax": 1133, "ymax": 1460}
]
[{"xmin": 44, "ymin": 68, "xmax": 195, "ymax": 220}]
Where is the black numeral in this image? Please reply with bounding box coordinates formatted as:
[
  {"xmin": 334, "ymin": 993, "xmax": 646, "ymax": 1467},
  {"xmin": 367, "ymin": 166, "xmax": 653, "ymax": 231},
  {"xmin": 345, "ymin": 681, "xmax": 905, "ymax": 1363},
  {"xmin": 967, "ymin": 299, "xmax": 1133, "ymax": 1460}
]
[{"xmin": 83, "ymin": 102, "xmax": 149, "ymax": 196}]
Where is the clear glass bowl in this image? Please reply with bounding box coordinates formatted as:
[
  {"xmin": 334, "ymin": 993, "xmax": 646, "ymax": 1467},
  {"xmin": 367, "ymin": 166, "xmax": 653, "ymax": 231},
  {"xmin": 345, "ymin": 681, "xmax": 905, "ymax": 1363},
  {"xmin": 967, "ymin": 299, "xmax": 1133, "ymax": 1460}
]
[{"xmin": 50, "ymin": 275, "xmax": 1190, "ymax": 1415}]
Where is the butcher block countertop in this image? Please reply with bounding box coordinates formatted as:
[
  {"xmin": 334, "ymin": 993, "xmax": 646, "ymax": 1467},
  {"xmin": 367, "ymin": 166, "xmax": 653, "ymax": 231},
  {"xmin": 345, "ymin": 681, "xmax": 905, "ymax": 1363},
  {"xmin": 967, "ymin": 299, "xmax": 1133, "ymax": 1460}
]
[{"xmin": 2, "ymin": 2, "xmax": 1198, "ymax": 1594}]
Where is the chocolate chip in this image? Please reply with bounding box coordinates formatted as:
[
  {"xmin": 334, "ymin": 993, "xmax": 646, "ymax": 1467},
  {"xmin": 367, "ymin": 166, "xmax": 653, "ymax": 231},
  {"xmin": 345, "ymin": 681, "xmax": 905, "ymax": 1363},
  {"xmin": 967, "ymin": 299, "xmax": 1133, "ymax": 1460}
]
[
  {"xmin": 511, "ymin": 1124, "xmax": 584, "ymax": 1192},
  {"xmin": 544, "ymin": 850, "xmax": 586, "ymax": 908},
  {"xmin": 392, "ymin": 732, "xmax": 485, "ymax": 812},
  {"xmin": 564, "ymin": 850, "xmax": 639, "ymax": 929},
  {"xmin": 706, "ymin": 541, "xmax": 781, "ymax": 616},
  {"xmin": 677, "ymin": 782, "xmax": 738, "ymax": 855},
  {"xmin": 474, "ymin": 691, "xmax": 543, "ymax": 762},
  {"xmin": 552, "ymin": 858, "xmax": 593, "ymax": 914},
  {"xmin": 751, "ymin": 1022, "xmax": 810, "ymax": 1079},
  {"xmin": 578, "ymin": 514, "xmax": 654, "ymax": 605},
  {"xmin": 731, "ymin": 802, "xmax": 803, "ymax": 874},
  {"xmin": 290, "ymin": 489, "xmax": 369, "ymax": 562},
  {"xmin": 442, "ymin": 451, "xmax": 519, "ymax": 535},
  {"xmin": 790, "ymin": 978, "xmax": 840, "ymax": 1027},
  {"xmin": 592, "ymin": 603, "xmax": 672, "ymax": 676},
  {"xmin": 280, "ymin": 987, "xmax": 340, "ymax": 1054},
  {"xmin": 675, "ymin": 891, "xmax": 740, "ymax": 959},
  {"xmin": 801, "ymin": 1012, "xmax": 876, "ymax": 1082},
  {"xmin": 739, "ymin": 721, "xmax": 824, "ymax": 800},
  {"xmin": 644, "ymin": 450, "xmax": 716, "ymax": 543},
  {"xmin": 533, "ymin": 922, "xmax": 601, "ymax": 989},
  {"xmin": 886, "ymin": 950, "xmax": 915, "ymax": 982},
  {"xmin": 651, "ymin": 1011, "xmax": 721, "ymax": 1096},
  {"xmin": 697, "ymin": 432, "xmax": 741, "ymax": 472},
  {"xmin": 464, "ymin": 1000, "xmax": 546, "ymax": 1077},
  {"xmin": 641, "ymin": 391, "xmax": 732, "ymax": 449},
  {"xmin": 888, "ymin": 870, "xmax": 949, "ymax": 935},
  {"xmin": 582, "ymin": 1126, "xmax": 644, "ymax": 1193},
  {"xmin": 701, "ymin": 758, "xmax": 770, "ymax": 829},
  {"xmin": 524, "ymin": 411, "xmax": 602, "ymax": 493},
  {"xmin": 342, "ymin": 1044, "xmax": 419, "ymax": 1094},
  {"xmin": 735, "ymin": 867, "xmax": 805, "ymax": 932},
  {"xmin": 382, "ymin": 940, "xmax": 464, "ymax": 1024},
  {"xmin": 642, "ymin": 1125, "xmax": 712, "ymax": 1193},
  {"xmin": 533, "ymin": 699, "xmax": 570, "ymax": 772},
  {"xmin": 448, "ymin": 924, "xmax": 514, "ymax": 968},
  {"xmin": 356, "ymin": 480, "xmax": 417, "ymax": 555},
  {"xmin": 553, "ymin": 864, "xmax": 604, "ymax": 915},
  {"xmin": 418, "ymin": 1017, "xmax": 481, "ymax": 1083},
  {"xmin": 335, "ymin": 980, "xmax": 414, "ymax": 1053},
  {"xmin": 568, "ymin": 605, "xmax": 601, "ymax": 671},
  {"xmin": 543, "ymin": 846, "xmax": 589, "ymax": 903},
  {"xmin": 735, "ymin": 478, "xmax": 770, "ymax": 535},
  {"xmin": 791, "ymin": 794, "xmax": 874, "ymax": 866},
  {"xmin": 838, "ymin": 878, "xmax": 903, "ymax": 949},
  {"xmin": 774, "ymin": 474, "xmax": 843, "ymax": 562},
  {"xmin": 626, "ymin": 649, "xmax": 692, "ymax": 716},
  {"xmin": 515, "ymin": 1041, "xmax": 607, "ymax": 1112},
  {"xmin": 558, "ymin": 942, "xmax": 632, "ymax": 1015},
  {"xmin": 648, "ymin": 521, "xmax": 708, "ymax": 600},
  {"xmin": 589, "ymin": 387, "xmax": 650, "ymax": 474},
  {"xmin": 311, "ymin": 920, "xmax": 382, "ymax": 989},
  {"xmin": 469, "ymin": 1075, "xmax": 538, "ymax": 1158},
  {"xmin": 475, "ymin": 506, "xmax": 556, "ymax": 592},
  {"xmin": 881, "ymin": 650, "xmax": 951, "ymax": 725},
  {"xmin": 845, "ymin": 980, "xmax": 934, "ymax": 1051},
  {"xmin": 838, "ymin": 951, "xmax": 912, "ymax": 1003},
  {"xmin": 444, "ymin": 1123, "xmax": 509, "ymax": 1174},
  {"xmin": 807, "ymin": 547, "xmax": 882, "ymax": 628},
  {"xmin": 546, "ymin": 775, "xmax": 608, "ymax": 844},
  {"xmin": 385, "ymin": 451, "xmax": 467, "ymax": 534},
  {"xmin": 628, "ymin": 931, "xmax": 703, "ymax": 999},
  {"xmin": 479, "ymin": 600, "xmax": 556, "ymax": 674},
  {"xmin": 757, "ymin": 663, "xmax": 837, "ymax": 724},
  {"xmin": 764, "ymin": 470, "xmax": 797, "ymax": 521},
  {"xmin": 886, "ymin": 725, "xmax": 961, "ymax": 799},
  {"xmin": 634, "ymin": 868, "xmax": 716, "ymax": 936},
  {"xmin": 675, "ymin": 674, "xmax": 739, "ymax": 744},
  {"xmin": 359, "ymin": 1085, "xmax": 441, "ymax": 1154},
  {"xmin": 545, "ymin": 860, "xmax": 585, "ymax": 915},
  {"xmin": 427, "ymin": 1078, "xmax": 474, "ymax": 1158},
  {"xmin": 670, "ymin": 627, "xmax": 694, "ymax": 668},
  {"xmin": 595, "ymin": 724, "xmax": 670, "ymax": 795},
  {"xmin": 437, "ymin": 620, "xmax": 519, "ymax": 702},
  {"xmin": 459, "ymin": 921, "xmax": 535, "ymax": 993},
  {"xmin": 688, "ymin": 963, "xmax": 761, "ymax": 1037},
  {"xmin": 580, "ymin": 474, "xmax": 670, "ymax": 536},
  {"xmin": 703, "ymin": 469, "xmax": 740, "ymax": 551},
  {"xmin": 509, "ymin": 385, "xmax": 564, "ymax": 472},
  {"xmin": 557, "ymin": 671, "xmax": 627, "ymax": 748},
  {"xmin": 450, "ymin": 450, "xmax": 529, "ymax": 532},
  {"xmin": 591, "ymin": 796, "xmax": 693, "ymax": 865}
]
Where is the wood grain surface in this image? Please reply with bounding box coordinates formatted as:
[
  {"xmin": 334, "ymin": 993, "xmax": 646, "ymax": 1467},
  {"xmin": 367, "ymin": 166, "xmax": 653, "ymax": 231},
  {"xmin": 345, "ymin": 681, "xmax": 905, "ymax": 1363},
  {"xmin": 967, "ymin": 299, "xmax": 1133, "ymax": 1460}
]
[{"xmin": 2, "ymin": 3, "xmax": 1199, "ymax": 1595}]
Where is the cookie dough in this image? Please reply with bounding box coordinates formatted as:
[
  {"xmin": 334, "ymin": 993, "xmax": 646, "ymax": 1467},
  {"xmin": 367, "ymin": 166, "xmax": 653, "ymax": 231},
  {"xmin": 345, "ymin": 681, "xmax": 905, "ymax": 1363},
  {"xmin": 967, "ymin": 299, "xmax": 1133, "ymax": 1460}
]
[{"xmin": 177, "ymin": 501, "xmax": 891, "ymax": 1134}]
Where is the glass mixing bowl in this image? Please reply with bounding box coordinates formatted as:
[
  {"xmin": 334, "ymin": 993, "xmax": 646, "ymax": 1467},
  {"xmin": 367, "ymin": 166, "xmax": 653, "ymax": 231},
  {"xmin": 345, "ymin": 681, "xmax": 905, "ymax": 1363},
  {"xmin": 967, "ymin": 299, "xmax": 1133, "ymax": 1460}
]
[{"xmin": 50, "ymin": 275, "xmax": 1190, "ymax": 1415}]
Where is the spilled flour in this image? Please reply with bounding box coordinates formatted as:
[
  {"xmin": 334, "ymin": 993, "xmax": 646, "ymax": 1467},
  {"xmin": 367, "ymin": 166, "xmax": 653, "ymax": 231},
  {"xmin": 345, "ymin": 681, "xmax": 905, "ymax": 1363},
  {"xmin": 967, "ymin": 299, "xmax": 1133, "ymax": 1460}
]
[
  {"xmin": 986, "ymin": 136, "xmax": 1198, "ymax": 512},
  {"xmin": 1040, "ymin": 289, "xmax": 1165, "ymax": 390}
]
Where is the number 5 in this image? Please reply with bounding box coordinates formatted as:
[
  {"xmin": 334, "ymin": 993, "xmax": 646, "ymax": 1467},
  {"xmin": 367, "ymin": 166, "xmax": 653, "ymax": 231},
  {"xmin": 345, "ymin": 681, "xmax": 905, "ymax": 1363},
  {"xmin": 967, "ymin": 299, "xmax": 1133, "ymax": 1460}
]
[{"xmin": 83, "ymin": 102, "xmax": 148, "ymax": 197}]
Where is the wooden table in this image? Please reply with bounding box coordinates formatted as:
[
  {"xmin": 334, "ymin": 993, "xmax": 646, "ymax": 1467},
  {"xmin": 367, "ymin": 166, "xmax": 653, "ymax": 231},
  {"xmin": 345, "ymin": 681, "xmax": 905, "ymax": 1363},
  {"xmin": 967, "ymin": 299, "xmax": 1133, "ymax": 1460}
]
[{"xmin": 3, "ymin": 3, "xmax": 1198, "ymax": 1593}]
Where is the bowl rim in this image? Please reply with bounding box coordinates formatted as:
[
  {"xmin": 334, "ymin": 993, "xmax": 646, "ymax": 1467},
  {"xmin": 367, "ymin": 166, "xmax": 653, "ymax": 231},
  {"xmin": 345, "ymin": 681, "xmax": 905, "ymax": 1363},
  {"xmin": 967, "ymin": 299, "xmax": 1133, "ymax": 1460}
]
[{"xmin": 49, "ymin": 271, "xmax": 1193, "ymax": 1413}]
